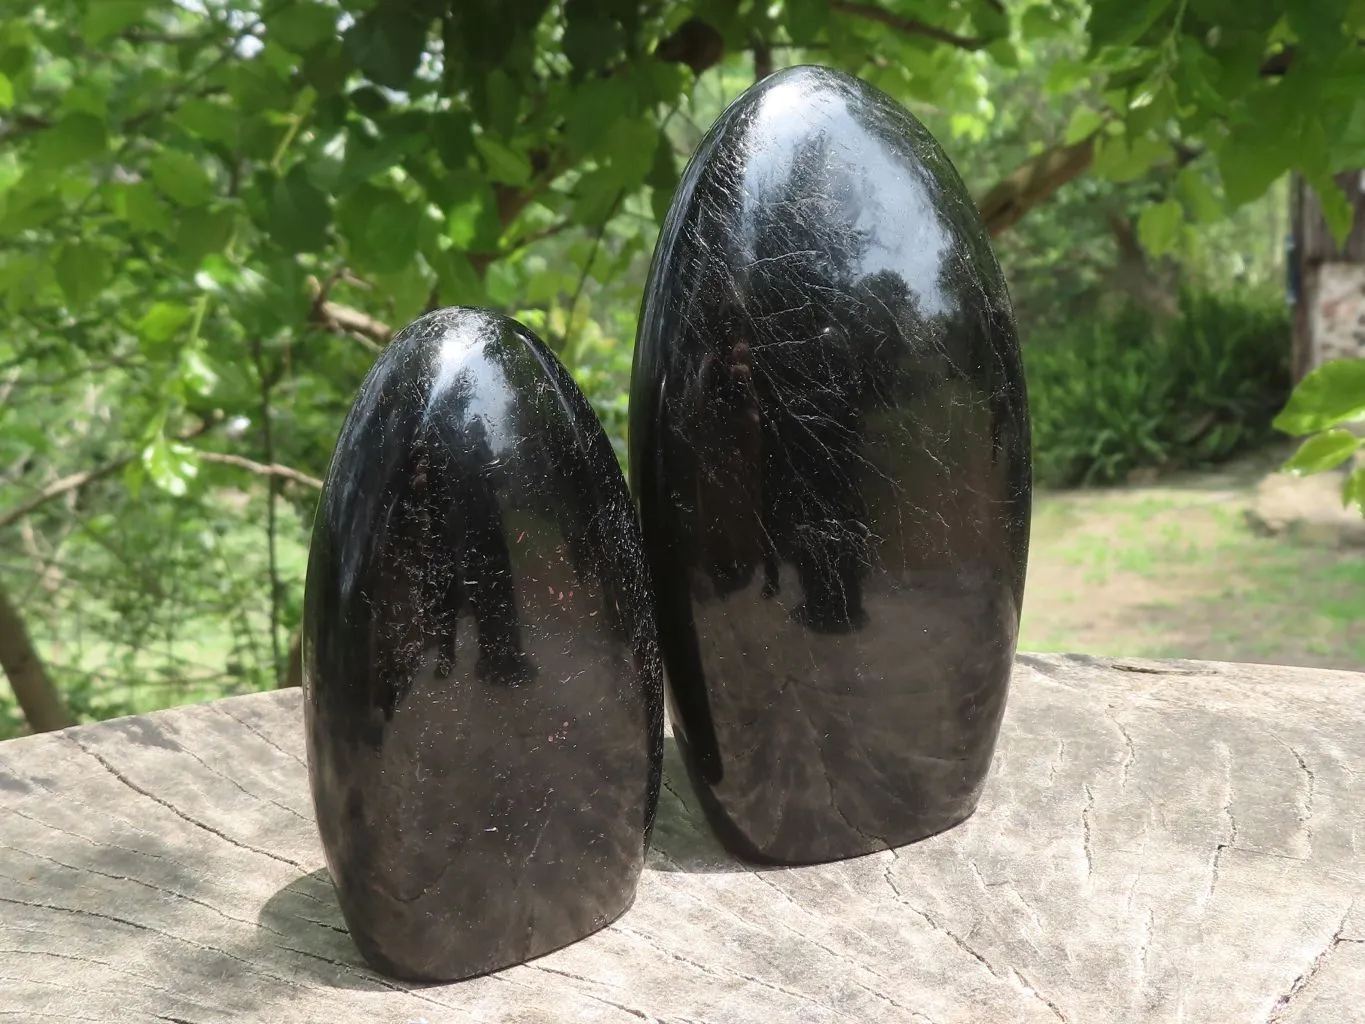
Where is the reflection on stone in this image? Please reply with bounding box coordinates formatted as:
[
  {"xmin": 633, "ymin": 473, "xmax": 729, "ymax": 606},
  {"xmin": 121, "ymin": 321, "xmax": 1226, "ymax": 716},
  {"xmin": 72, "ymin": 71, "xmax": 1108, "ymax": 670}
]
[
  {"xmin": 630, "ymin": 66, "xmax": 1032, "ymax": 865},
  {"xmin": 304, "ymin": 308, "xmax": 664, "ymax": 981}
]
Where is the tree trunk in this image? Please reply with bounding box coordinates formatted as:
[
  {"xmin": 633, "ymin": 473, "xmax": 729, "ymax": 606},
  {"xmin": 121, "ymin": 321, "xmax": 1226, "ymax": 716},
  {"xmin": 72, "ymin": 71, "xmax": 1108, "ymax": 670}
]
[
  {"xmin": 1290, "ymin": 170, "xmax": 1365, "ymax": 382},
  {"xmin": 0, "ymin": 579, "xmax": 73, "ymax": 733},
  {"xmin": 281, "ymin": 628, "xmax": 303, "ymax": 689}
]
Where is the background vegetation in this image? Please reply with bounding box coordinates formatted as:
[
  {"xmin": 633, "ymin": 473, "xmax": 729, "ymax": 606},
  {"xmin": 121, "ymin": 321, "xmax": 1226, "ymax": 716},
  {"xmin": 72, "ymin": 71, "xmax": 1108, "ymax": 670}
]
[{"xmin": 3, "ymin": 0, "xmax": 1365, "ymax": 735}]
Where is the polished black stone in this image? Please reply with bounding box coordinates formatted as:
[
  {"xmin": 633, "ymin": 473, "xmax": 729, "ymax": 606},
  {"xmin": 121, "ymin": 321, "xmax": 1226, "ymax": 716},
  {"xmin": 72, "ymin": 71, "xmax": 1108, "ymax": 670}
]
[
  {"xmin": 304, "ymin": 308, "xmax": 664, "ymax": 982},
  {"xmin": 629, "ymin": 65, "xmax": 1031, "ymax": 865}
]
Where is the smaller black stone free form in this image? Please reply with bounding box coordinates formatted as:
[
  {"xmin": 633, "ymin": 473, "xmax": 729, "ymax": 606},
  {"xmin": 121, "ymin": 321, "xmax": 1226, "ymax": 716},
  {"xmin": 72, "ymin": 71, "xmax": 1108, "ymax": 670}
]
[
  {"xmin": 630, "ymin": 65, "xmax": 1032, "ymax": 865},
  {"xmin": 303, "ymin": 308, "xmax": 664, "ymax": 983}
]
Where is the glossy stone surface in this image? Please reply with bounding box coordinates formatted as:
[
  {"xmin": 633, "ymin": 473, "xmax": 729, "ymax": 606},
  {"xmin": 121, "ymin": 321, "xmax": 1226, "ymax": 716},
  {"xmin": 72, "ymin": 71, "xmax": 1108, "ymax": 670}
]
[
  {"xmin": 304, "ymin": 308, "xmax": 664, "ymax": 982},
  {"xmin": 630, "ymin": 65, "xmax": 1031, "ymax": 865}
]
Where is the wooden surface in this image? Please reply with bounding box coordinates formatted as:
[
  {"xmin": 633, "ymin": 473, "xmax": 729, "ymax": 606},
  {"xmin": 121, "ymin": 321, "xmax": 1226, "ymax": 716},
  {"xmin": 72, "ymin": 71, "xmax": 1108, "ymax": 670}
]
[{"xmin": 2, "ymin": 652, "xmax": 1364, "ymax": 1023}]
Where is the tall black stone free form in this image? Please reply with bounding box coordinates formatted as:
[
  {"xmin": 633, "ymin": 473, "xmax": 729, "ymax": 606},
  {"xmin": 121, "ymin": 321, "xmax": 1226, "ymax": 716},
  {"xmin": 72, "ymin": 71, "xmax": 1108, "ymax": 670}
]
[
  {"xmin": 630, "ymin": 66, "xmax": 1031, "ymax": 865},
  {"xmin": 304, "ymin": 308, "xmax": 664, "ymax": 982}
]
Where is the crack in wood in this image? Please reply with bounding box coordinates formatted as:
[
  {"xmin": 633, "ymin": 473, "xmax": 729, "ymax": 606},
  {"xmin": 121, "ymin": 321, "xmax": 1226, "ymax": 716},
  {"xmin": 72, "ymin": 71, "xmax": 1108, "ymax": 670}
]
[
  {"xmin": 66, "ymin": 735, "xmax": 307, "ymax": 873},
  {"xmin": 1081, "ymin": 784, "xmax": 1095, "ymax": 881},
  {"xmin": 1010, "ymin": 967, "xmax": 1069, "ymax": 1023},
  {"xmin": 1266, "ymin": 906, "xmax": 1354, "ymax": 1022},
  {"xmin": 1047, "ymin": 739, "xmax": 1066, "ymax": 785},
  {"xmin": 213, "ymin": 703, "xmax": 307, "ymax": 768},
  {"xmin": 0, "ymin": 948, "xmax": 175, "ymax": 996},
  {"xmin": 170, "ymin": 735, "xmax": 313, "ymax": 826},
  {"xmin": 1286, "ymin": 743, "xmax": 1317, "ymax": 854},
  {"xmin": 1103, "ymin": 707, "xmax": 1136, "ymax": 789}
]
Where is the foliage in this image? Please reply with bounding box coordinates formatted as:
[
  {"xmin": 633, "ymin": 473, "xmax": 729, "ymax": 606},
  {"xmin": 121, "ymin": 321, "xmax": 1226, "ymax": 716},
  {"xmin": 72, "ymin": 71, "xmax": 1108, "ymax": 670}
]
[
  {"xmin": 1274, "ymin": 360, "xmax": 1365, "ymax": 515},
  {"xmin": 1, "ymin": 0, "xmax": 1364, "ymax": 734},
  {"xmin": 1027, "ymin": 287, "xmax": 1291, "ymax": 487}
]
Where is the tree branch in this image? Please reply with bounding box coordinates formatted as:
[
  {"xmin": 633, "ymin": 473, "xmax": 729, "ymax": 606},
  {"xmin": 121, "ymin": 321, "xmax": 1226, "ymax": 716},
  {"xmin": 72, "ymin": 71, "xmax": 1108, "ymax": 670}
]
[
  {"xmin": 197, "ymin": 452, "xmax": 322, "ymax": 490},
  {"xmin": 977, "ymin": 134, "xmax": 1099, "ymax": 237},
  {"xmin": 312, "ymin": 299, "xmax": 391, "ymax": 346},
  {"xmin": 0, "ymin": 457, "xmax": 135, "ymax": 532},
  {"xmin": 829, "ymin": 1, "xmax": 989, "ymax": 50}
]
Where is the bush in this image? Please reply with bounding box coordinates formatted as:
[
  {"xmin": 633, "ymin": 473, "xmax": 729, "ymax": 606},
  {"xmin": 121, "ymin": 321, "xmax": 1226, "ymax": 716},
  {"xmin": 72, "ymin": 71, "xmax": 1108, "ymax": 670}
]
[{"xmin": 1025, "ymin": 288, "xmax": 1292, "ymax": 488}]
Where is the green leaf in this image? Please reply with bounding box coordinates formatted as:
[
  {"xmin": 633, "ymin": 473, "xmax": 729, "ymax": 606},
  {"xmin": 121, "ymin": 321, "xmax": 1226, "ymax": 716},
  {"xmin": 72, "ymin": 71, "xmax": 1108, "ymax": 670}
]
[
  {"xmin": 374, "ymin": 263, "xmax": 432, "ymax": 326},
  {"xmin": 1344, "ymin": 467, "xmax": 1365, "ymax": 513},
  {"xmin": 1175, "ymin": 166, "xmax": 1223, "ymax": 223},
  {"xmin": 574, "ymin": 168, "xmax": 620, "ymax": 227},
  {"xmin": 29, "ymin": 113, "xmax": 107, "ymax": 171},
  {"xmin": 484, "ymin": 69, "xmax": 520, "ymax": 139},
  {"xmin": 1137, "ymin": 199, "xmax": 1182, "ymax": 257},
  {"xmin": 432, "ymin": 247, "xmax": 487, "ymax": 306},
  {"xmin": 172, "ymin": 99, "xmax": 241, "ymax": 147},
  {"xmin": 1091, "ymin": 133, "xmax": 1170, "ymax": 182},
  {"xmin": 83, "ymin": 0, "xmax": 149, "ymax": 45},
  {"xmin": 431, "ymin": 110, "xmax": 473, "ymax": 169},
  {"xmin": 1311, "ymin": 175, "xmax": 1355, "ymax": 248},
  {"xmin": 114, "ymin": 181, "xmax": 174, "ymax": 236},
  {"xmin": 1334, "ymin": 98, "xmax": 1365, "ymax": 170},
  {"xmin": 1218, "ymin": 138, "xmax": 1290, "ymax": 209},
  {"xmin": 339, "ymin": 186, "xmax": 424, "ymax": 274},
  {"xmin": 474, "ymin": 136, "xmax": 532, "ymax": 186},
  {"xmin": 142, "ymin": 436, "xmax": 198, "ymax": 497},
  {"xmin": 1021, "ymin": 5, "xmax": 1066, "ymax": 39},
  {"xmin": 138, "ymin": 302, "xmax": 193, "ymax": 344},
  {"xmin": 1064, "ymin": 107, "xmax": 1105, "ymax": 145},
  {"xmin": 446, "ymin": 178, "xmax": 491, "ymax": 248},
  {"xmin": 268, "ymin": 165, "xmax": 331, "ymax": 254},
  {"xmin": 647, "ymin": 131, "xmax": 679, "ymax": 224},
  {"xmin": 565, "ymin": 77, "xmax": 634, "ymax": 158},
  {"xmin": 1175, "ymin": 37, "xmax": 1228, "ymax": 115},
  {"xmin": 1274, "ymin": 359, "xmax": 1365, "ymax": 435},
  {"xmin": 179, "ymin": 349, "xmax": 218, "ymax": 397},
  {"xmin": 563, "ymin": 0, "xmax": 625, "ymax": 74},
  {"xmin": 987, "ymin": 39, "xmax": 1019, "ymax": 69},
  {"xmin": 1284, "ymin": 429, "xmax": 1361, "ymax": 475},
  {"xmin": 55, "ymin": 243, "xmax": 111, "ymax": 308},
  {"xmin": 150, "ymin": 149, "xmax": 215, "ymax": 207},
  {"xmin": 62, "ymin": 83, "xmax": 108, "ymax": 118},
  {"xmin": 343, "ymin": 6, "xmax": 428, "ymax": 88},
  {"xmin": 1087, "ymin": 0, "xmax": 1173, "ymax": 50},
  {"xmin": 175, "ymin": 206, "xmax": 237, "ymax": 268},
  {"xmin": 302, "ymin": 38, "xmax": 351, "ymax": 96},
  {"xmin": 0, "ymin": 71, "xmax": 12, "ymax": 110},
  {"xmin": 267, "ymin": 1, "xmax": 339, "ymax": 53},
  {"xmin": 786, "ymin": 0, "xmax": 828, "ymax": 45},
  {"xmin": 974, "ymin": 0, "xmax": 1010, "ymax": 39},
  {"xmin": 440, "ymin": 171, "xmax": 501, "ymax": 250},
  {"xmin": 603, "ymin": 118, "xmax": 658, "ymax": 191}
]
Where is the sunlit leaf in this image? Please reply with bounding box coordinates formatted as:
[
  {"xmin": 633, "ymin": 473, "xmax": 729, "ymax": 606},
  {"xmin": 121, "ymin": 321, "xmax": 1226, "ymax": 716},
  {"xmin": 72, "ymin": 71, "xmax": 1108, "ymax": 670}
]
[
  {"xmin": 151, "ymin": 149, "xmax": 215, "ymax": 207},
  {"xmin": 1284, "ymin": 429, "xmax": 1360, "ymax": 475},
  {"xmin": 29, "ymin": 113, "xmax": 107, "ymax": 171},
  {"xmin": 1344, "ymin": 467, "xmax": 1365, "ymax": 513},
  {"xmin": 474, "ymin": 136, "xmax": 532, "ymax": 186},
  {"xmin": 1275, "ymin": 360, "xmax": 1365, "ymax": 435},
  {"xmin": 83, "ymin": 0, "xmax": 149, "ymax": 45},
  {"xmin": 1137, "ymin": 199, "xmax": 1182, "ymax": 257},
  {"xmin": 139, "ymin": 302, "xmax": 193, "ymax": 344}
]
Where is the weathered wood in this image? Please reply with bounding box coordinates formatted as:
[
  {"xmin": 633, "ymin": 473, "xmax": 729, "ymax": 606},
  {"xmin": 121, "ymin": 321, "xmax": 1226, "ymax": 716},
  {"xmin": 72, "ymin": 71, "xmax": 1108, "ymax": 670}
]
[{"xmin": 2, "ymin": 652, "xmax": 1363, "ymax": 1023}]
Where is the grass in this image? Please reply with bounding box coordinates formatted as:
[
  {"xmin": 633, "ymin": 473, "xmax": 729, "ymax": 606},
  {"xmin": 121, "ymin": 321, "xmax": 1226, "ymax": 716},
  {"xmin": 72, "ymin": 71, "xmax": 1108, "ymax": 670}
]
[{"xmin": 1019, "ymin": 458, "xmax": 1365, "ymax": 671}]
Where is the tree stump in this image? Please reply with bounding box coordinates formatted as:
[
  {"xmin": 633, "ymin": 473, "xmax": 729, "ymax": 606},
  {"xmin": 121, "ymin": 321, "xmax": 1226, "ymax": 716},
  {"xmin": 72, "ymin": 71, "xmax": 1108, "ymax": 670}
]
[{"xmin": 2, "ymin": 653, "xmax": 1363, "ymax": 1022}]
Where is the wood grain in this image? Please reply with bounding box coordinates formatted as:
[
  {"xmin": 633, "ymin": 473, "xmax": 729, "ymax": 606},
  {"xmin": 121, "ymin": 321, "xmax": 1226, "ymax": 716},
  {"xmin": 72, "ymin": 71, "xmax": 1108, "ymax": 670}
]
[{"xmin": 2, "ymin": 653, "xmax": 1363, "ymax": 1023}]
